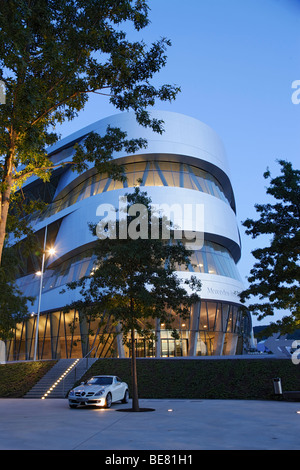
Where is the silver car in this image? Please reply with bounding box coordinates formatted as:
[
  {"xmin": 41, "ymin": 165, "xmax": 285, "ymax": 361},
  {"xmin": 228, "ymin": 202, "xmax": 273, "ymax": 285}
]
[{"xmin": 68, "ymin": 375, "xmax": 129, "ymax": 409}]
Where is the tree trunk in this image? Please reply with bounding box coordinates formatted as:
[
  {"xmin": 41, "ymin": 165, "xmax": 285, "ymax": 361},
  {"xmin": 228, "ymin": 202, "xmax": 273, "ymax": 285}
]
[
  {"xmin": 0, "ymin": 207, "xmax": 7, "ymax": 266},
  {"xmin": 0, "ymin": 185, "xmax": 11, "ymax": 264},
  {"xmin": 131, "ymin": 328, "xmax": 140, "ymax": 412},
  {"xmin": 0, "ymin": 148, "xmax": 14, "ymax": 266}
]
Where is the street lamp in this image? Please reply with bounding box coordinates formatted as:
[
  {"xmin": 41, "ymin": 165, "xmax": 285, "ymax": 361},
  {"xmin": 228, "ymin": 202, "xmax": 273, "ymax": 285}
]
[{"xmin": 33, "ymin": 226, "xmax": 56, "ymax": 361}]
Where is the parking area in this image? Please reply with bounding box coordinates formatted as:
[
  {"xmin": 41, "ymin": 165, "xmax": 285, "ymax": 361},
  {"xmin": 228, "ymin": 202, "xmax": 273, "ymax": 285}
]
[{"xmin": 0, "ymin": 398, "xmax": 300, "ymax": 450}]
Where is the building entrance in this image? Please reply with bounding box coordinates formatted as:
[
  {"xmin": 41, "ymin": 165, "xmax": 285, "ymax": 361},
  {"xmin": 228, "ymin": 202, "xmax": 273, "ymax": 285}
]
[{"xmin": 161, "ymin": 338, "xmax": 188, "ymax": 357}]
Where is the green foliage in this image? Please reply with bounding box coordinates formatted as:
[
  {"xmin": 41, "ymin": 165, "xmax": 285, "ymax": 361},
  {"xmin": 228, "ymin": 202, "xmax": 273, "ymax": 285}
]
[
  {"xmin": 0, "ymin": 241, "xmax": 37, "ymax": 341},
  {"xmin": 0, "ymin": 196, "xmax": 45, "ymax": 340},
  {"xmin": 240, "ymin": 160, "xmax": 300, "ymax": 334},
  {"xmin": 0, "ymin": 361, "xmax": 56, "ymax": 398},
  {"xmin": 71, "ymin": 126, "xmax": 147, "ymax": 176},
  {"xmin": 1, "ymin": 358, "xmax": 300, "ymax": 401},
  {"xmin": 0, "ymin": 0, "xmax": 179, "ymax": 192},
  {"xmin": 0, "ymin": 280, "xmax": 33, "ymax": 341},
  {"xmin": 7, "ymin": 192, "xmax": 46, "ymax": 240},
  {"xmin": 78, "ymin": 358, "xmax": 300, "ymax": 401}
]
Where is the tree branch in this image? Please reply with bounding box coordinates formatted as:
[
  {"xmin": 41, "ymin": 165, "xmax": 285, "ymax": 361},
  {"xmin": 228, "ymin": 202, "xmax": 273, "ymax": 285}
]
[{"xmin": 12, "ymin": 161, "xmax": 75, "ymax": 184}]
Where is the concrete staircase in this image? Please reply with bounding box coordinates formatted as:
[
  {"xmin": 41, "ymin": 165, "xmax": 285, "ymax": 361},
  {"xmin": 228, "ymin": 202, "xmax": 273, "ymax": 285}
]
[{"xmin": 24, "ymin": 358, "xmax": 98, "ymax": 399}]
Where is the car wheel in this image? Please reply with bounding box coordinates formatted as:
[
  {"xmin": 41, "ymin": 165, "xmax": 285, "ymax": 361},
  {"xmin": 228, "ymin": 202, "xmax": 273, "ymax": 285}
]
[
  {"xmin": 122, "ymin": 389, "xmax": 129, "ymax": 403},
  {"xmin": 105, "ymin": 393, "xmax": 112, "ymax": 409}
]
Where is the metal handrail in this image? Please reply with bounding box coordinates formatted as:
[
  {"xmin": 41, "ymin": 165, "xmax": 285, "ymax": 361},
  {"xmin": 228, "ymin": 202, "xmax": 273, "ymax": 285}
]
[
  {"xmin": 62, "ymin": 346, "xmax": 98, "ymax": 396},
  {"xmin": 83, "ymin": 345, "xmax": 98, "ymax": 370}
]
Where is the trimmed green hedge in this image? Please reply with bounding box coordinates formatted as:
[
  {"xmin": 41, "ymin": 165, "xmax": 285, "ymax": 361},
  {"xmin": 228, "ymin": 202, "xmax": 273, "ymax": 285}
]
[
  {"xmin": 0, "ymin": 361, "xmax": 56, "ymax": 398},
  {"xmin": 79, "ymin": 358, "xmax": 300, "ymax": 400},
  {"xmin": 1, "ymin": 358, "xmax": 300, "ymax": 400}
]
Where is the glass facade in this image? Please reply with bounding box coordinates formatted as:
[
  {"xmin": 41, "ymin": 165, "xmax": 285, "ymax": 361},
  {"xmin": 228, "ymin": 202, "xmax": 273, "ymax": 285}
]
[
  {"xmin": 15, "ymin": 240, "xmax": 241, "ymax": 300},
  {"xmin": 10, "ymin": 112, "xmax": 251, "ymax": 361},
  {"xmin": 6, "ymin": 301, "xmax": 251, "ymax": 361},
  {"xmin": 33, "ymin": 161, "xmax": 230, "ymax": 222},
  {"xmin": 15, "ymin": 252, "xmax": 97, "ymax": 298},
  {"xmin": 6, "ymin": 310, "xmax": 118, "ymax": 362},
  {"xmin": 177, "ymin": 241, "xmax": 241, "ymax": 281}
]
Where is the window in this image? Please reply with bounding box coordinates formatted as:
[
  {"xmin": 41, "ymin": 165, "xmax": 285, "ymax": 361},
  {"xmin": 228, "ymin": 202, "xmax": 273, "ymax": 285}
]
[
  {"xmin": 30, "ymin": 161, "xmax": 231, "ymax": 223},
  {"xmin": 177, "ymin": 241, "xmax": 241, "ymax": 281}
]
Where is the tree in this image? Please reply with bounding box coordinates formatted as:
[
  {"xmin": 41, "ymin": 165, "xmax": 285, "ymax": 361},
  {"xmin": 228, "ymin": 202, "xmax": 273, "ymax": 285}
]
[
  {"xmin": 0, "ymin": 0, "xmax": 180, "ymax": 265},
  {"xmin": 240, "ymin": 160, "xmax": 300, "ymax": 334},
  {"xmin": 0, "ymin": 193, "xmax": 44, "ymax": 341},
  {"xmin": 63, "ymin": 187, "xmax": 201, "ymax": 411},
  {"xmin": 0, "ymin": 243, "xmax": 35, "ymax": 341}
]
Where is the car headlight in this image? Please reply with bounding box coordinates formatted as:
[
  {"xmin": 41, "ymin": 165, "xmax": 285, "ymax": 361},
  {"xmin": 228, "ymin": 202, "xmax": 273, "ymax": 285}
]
[
  {"xmin": 68, "ymin": 390, "xmax": 75, "ymax": 397},
  {"xmin": 95, "ymin": 390, "xmax": 105, "ymax": 396}
]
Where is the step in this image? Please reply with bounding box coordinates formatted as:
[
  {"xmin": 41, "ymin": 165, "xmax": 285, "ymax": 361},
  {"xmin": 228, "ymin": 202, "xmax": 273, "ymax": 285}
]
[{"xmin": 24, "ymin": 358, "xmax": 98, "ymax": 399}]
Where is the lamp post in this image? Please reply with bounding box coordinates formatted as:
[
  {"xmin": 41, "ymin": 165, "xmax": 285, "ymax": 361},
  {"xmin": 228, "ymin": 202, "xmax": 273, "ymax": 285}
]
[{"xmin": 33, "ymin": 226, "xmax": 55, "ymax": 361}]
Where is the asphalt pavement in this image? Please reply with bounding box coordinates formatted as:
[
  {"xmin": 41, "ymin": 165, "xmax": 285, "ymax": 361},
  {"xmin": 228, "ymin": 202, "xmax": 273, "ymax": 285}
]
[{"xmin": 0, "ymin": 398, "xmax": 300, "ymax": 451}]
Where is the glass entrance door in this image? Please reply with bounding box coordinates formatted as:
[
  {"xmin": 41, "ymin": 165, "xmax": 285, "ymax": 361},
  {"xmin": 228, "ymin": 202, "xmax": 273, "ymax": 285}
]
[{"xmin": 161, "ymin": 338, "xmax": 188, "ymax": 357}]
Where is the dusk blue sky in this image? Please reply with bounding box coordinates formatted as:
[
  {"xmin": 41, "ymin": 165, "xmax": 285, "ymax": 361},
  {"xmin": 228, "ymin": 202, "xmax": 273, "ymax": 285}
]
[{"xmin": 56, "ymin": 0, "xmax": 300, "ymax": 326}]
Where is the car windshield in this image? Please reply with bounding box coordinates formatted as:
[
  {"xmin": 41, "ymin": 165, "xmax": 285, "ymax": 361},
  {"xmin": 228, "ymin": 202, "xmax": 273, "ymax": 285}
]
[{"xmin": 86, "ymin": 377, "xmax": 113, "ymax": 385}]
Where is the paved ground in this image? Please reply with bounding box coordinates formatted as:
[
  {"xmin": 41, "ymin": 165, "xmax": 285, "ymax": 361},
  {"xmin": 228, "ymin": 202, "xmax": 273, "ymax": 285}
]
[{"xmin": 0, "ymin": 398, "xmax": 300, "ymax": 451}]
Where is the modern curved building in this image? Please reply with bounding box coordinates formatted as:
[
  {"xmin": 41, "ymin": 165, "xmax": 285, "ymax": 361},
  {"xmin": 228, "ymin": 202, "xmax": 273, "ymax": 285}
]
[{"xmin": 7, "ymin": 111, "xmax": 252, "ymax": 361}]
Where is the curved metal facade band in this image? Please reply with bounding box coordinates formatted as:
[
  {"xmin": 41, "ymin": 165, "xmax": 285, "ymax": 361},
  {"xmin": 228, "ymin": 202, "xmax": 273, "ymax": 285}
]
[{"xmin": 7, "ymin": 111, "xmax": 252, "ymax": 361}]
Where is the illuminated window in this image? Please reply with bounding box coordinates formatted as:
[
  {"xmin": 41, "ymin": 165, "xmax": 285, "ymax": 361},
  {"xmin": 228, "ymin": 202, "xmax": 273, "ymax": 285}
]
[
  {"xmin": 178, "ymin": 241, "xmax": 241, "ymax": 281},
  {"xmin": 33, "ymin": 161, "xmax": 230, "ymax": 223}
]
